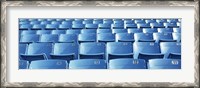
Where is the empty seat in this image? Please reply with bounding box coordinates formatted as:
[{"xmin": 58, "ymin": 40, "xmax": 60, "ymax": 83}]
[
  {"xmin": 113, "ymin": 21, "xmax": 124, "ymax": 24},
  {"xmin": 148, "ymin": 59, "xmax": 181, "ymax": 69},
  {"xmin": 134, "ymin": 19, "xmax": 145, "ymax": 23},
  {"xmin": 36, "ymin": 30, "xmax": 51, "ymax": 35},
  {"xmin": 29, "ymin": 60, "xmax": 68, "ymax": 69},
  {"xmin": 69, "ymin": 59, "xmax": 107, "ymax": 69},
  {"xmin": 103, "ymin": 19, "xmax": 113, "ymax": 24},
  {"xmin": 45, "ymin": 24, "xmax": 58, "ymax": 30},
  {"xmin": 107, "ymin": 42, "xmax": 134, "ymax": 60},
  {"xmin": 81, "ymin": 29, "xmax": 97, "ymax": 34},
  {"xmin": 124, "ymin": 20, "xmax": 134, "ymax": 24},
  {"xmin": 19, "ymin": 44, "xmax": 28, "ymax": 59},
  {"xmin": 30, "ymin": 21, "xmax": 41, "ymax": 25},
  {"xmin": 111, "ymin": 24, "xmax": 124, "ymax": 29},
  {"xmin": 85, "ymin": 24, "xmax": 98, "ymax": 29},
  {"xmin": 160, "ymin": 42, "xmax": 181, "ymax": 59},
  {"xmin": 145, "ymin": 19, "xmax": 156, "ymax": 23},
  {"xmin": 115, "ymin": 33, "xmax": 134, "ymax": 42},
  {"xmin": 20, "ymin": 43, "xmax": 53, "ymax": 62},
  {"xmin": 167, "ymin": 19, "xmax": 179, "ymax": 23},
  {"xmin": 83, "ymin": 19, "xmax": 93, "ymax": 24},
  {"xmin": 51, "ymin": 30, "xmax": 66, "ymax": 34},
  {"xmin": 172, "ymin": 33, "xmax": 181, "ymax": 42},
  {"xmin": 125, "ymin": 24, "xmax": 137, "ymax": 29},
  {"xmin": 72, "ymin": 24, "xmax": 85, "ymax": 29},
  {"xmin": 134, "ymin": 42, "xmax": 164, "ymax": 62},
  {"xmin": 51, "ymin": 21, "xmax": 61, "ymax": 25},
  {"xmin": 97, "ymin": 29, "xmax": 112, "ymax": 34},
  {"xmin": 56, "ymin": 19, "xmax": 65, "ymax": 22},
  {"xmin": 127, "ymin": 28, "xmax": 143, "ymax": 33},
  {"xmin": 31, "ymin": 24, "xmax": 45, "ymax": 30},
  {"xmin": 20, "ymin": 34, "xmax": 40, "ymax": 43},
  {"xmin": 158, "ymin": 28, "xmax": 173, "ymax": 33},
  {"xmin": 47, "ymin": 18, "xmax": 56, "ymax": 21},
  {"xmin": 19, "ymin": 21, "xmax": 30, "ymax": 25},
  {"xmin": 79, "ymin": 42, "xmax": 105, "ymax": 59},
  {"xmin": 173, "ymin": 28, "xmax": 181, "ymax": 33},
  {"xmin": 78, "ymin": 33, "xmax": 97, "ymax": 43},
  {"xmin": 58, "ymin": 34, "xmax": 78, "ymax": 43},
  {"xmin": 143, "ymin": 28, "xmax": 157, "ymax": 33},
  {"xmin": 58, "ymin": 24, "xmax": 72, "ymax": 29},
  {"xmin": 98, "ymin": 24, "xmax": 111, "ymax": 29},
  {"xmin": 19, "ymin": 18, "xmax": 29, "ymax": 22},
  {"xmin": 50, "ymin": 43, "xmax": 79, "ymax": 62},
  {"xmin": 150, "ymin": 23, "xmax": 165, "ymax": 28},
  {"xmin": 61, "ymin": 21, "xmax": 72, "ymax": 25},
  {"xmin": 153, "ymin": 33, "xmax": 175, "ymax": 43},
  {"xmin": 156, "ymin": 19, "xmax": 167, "ymax": 23},
  {"xmin": 72, "ymin": 21, "xmax": 83, "ymax": 24},
  {"xmin": 21, "ymin": 30, "xmax": 36, "ymax": 35},
  {"xmin": 134, "ymin": 33, "xmax": 155, "ymax": 42},
  {"xmin": 39, "ymin": 34, "xmax": 58, "ymax": 43},
  {"xmin": 93, "ymin": 19, "xmax": 103, "ymax": 24},
  {"xmin": 66, "ymin": 29, "xmax": 81, "ymax": 35},
  {"xmin": 164, "ymin": 22, "xmax": 179, "ymax": 28},
  {"xmin": 19, "ymin": 60, "xmax": 29, "ymax": 69},
  {"xmin": 97, "ymin": 33, "xmax": 115, "ymax": 43},
  {"xmin": 29, "ymin": 19, "xmax": 38, "ymax": 21},
  {"xmin": 112, "ymin": 29, "xmax": 127, "ymax": 34},
  {"xmin": 137, "ymin": 23, "xmax": 151, "ymax": 28},
  {"xmin": 19, "ymin": 24, "xmax": 32, "ymax": 30},
  {"xmin": 109, "ymin": 59, "xmax": 146, "ymax": 69},
  {"xmin": 40, "ymin": 21, "xmax": 51, "ymax": 25}
]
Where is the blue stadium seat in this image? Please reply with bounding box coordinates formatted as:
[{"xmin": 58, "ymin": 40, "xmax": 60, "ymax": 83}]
[
  {"xmin": 47, "ymin": 18, "xmax": 56, "ymax": 21},
  {"xmin": 51, "ymin": 30, "xmax": 66, "ymax": 34},
  {"xmin": 29, "ymin": 60, "xmax": 68, "ymax": 69},
  {"xmin": 29, "ymin": 19, "xmax": 38, "ymax": 21},
  {"xmin": 21, "ymin": 30, "xmax": 36, "ymax": 35},
  {"xmin": 40, "ymin": 21, "xmax": 51, "ymax": 25},
  {"xmin": 134, "ymin": 19, "xmax": 145, "ymax": 23},
  {"xmin": 164, "ymin": 22, "xmax": 179, "ymax": 28},
  {"xmin": 20, "ymin": 34, "xmax": 40, "ymax": 43},
  {"xmin": 51, "ymin": 21, "xmax": 61, "ymax": 25},
  {"xmin": 97, "ymin": 33, "xmax": 115, "ymax": 43},
  {"xmin": 137, "ymin": 23, "xmax": 151, "ymax": 28},
  {"xmin": 19, "ymin": 18, "xmax": 29, "ymax": 22},
  {"xmin": 111, "ymin": 24, "xmax": 124, "ymax": 29},
  {"xmin": 172, "ymin": 33, "xmax": 181, "ymax": 42},
  {"xmin": 113, "ymin": 21, "xmax": 124, "ymax": 24},
  {"xmin": 112, "ymin": 29, "xmax": 127, "ymax": 34},
  {"xmin": 153, "ymin": 33, "xmax": 176, "ymax": 43},
  {"xmin": 150, "ymin": 23, "xmax": 165, "ymax": 28},
  {"xmin": 173, "ymin": 28, "xmax": 181, "ymax": 33},
  {"xmin": 19, "ymin": 24, "xmax": 32, "ymax": 30},
  {"xmin": 93, "ymin": 19, "xmax": 103, "ymax": 24},
  {"xmin": 145, "ymin": 19, "xmax": 156, "ymax": 23},
  {"xmin": 85, "ymin": 24, "xmax": 98, "ymax": 29},
  {"xmin": 158, "ymin": 28, "xmax": 173, "ymax": 33},
  {"xmin": 134, "ymin": 33, "xmax": 155, "ymax": 42},
  {"xmin": 58, "ymin": 34, "xmax": 78, "ymax": 43},
  {"xmin": 78, "ymin": 33, "xmax": 97, "ymax": 43},
  {"xmin": 156, "ymin": 19, "xmax": 167, "ymax": 23},
  {"xmin": 83, "ymin": 19, "xmax": 93, "ymax": 24},
  {"xmin": 79, "ymin": 42, "xmax": 105, "ymax": 59},
  {"xmin": 103, "ymin": 19, "xmax": 113, "ymax": 24},
  {"xmin": 56, "ymin": 18, "xmax": 65, "ymax": 21},
  {"xmin": 31, "ymin": 24, "xmax": 45, "ymax": 30},
  {"xmin": 30, "ymin": 21, "xmax": 41, "ymax": 25},
  {"xmin": 38, "ymin": 19, "xmax": 47, "ymax": 21},
  {"xmin": 39, "ymin": 34, "xmax": 58, "ymax": 43},
  {"xmin": 20, "ymin": 43, "xmax": 53, "ymax": 62},
  {"xmin": 107, "ymin": 42, "xmax": 134, "ymax": 60},
  {"xmin": 148, "ymin": 59, "xmax": 181, "ymax": 69},
  {"xmin": 19, "ymin": 21, "xmax": 29, "ymax": 25},
  {"xmin": 125, "ymin": 24, "xmax": 137, "ymax": 29},
  {"xmin": 72, "ymin": 24, "xmax": 85, "ymax": 29},
  {"xmin": 124, "ymin": 20, "xmax": 134, "ymax": 24},
  {"xmin": 50, "ymin": 43, "xmax": 79, "ymax": 62},
  {"xmin": 69, "ymin": 59, "xmax": 107, "ymax": 69},
  {"xmin": 58, "ymin": 24, "xmax": 72, "ymax": 29},
  {"xmin": 66, "ymin": 29, "xmax": 81, "ymax": 35},
  {"xmin": 61, "ymin": 21, "xmax": 72, "ymax": 25},
  {"xmin": 36, "ymin": 30, "xmax": 51, "ymax": 35},
  {"xmin": 167, "ymin": 19, "xmax": 179, "ymax": 23},
  {"xmin": 142, "ymin": 28, "xmax": 158, "ymax": 33},
  {"xmin": 160, "ymin": 42, "xmax": 181, "ymax": 59},
  {"xmin": 127, "ymin": 28, "xmax": 143, "ymax": 33},
  {"xmin": 81, "ymin": 29, "xmax": 97, "ymax": 34},
  {"xmin": 45, "ymin": 24, "xmax": 58, "ymax": 30},
  {"xmin": 19, "ymin": 60, "xmax": 29, "ymax": 69},
  {"xmin": 115, "ymin": 33, "xmax": 134, "ymax": 42},
  {"xmin": 134, "ymin": 42, "xmax": 164, "ymax": 62},
  {"xmin": 109, "ymin": 59, "xmax": 146, "ymax": 69},
  {"xmin": 19, "ymin": 44, "xmax": 28, "ymax": 58},
  {"xmin": 97, "ymin": 29, "xmax": 112, "ymax": 34},
  {"xmin": 98, "ymin": 24, "xmax": 111, "ymax": 29}
]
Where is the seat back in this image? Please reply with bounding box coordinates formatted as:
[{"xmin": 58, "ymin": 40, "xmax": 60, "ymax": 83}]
[
  {"xmin": 29, "ymin": 60, "xmax": 68, "ymax": 69},
  {"xmin": 148, "ymin": 59, "xmax": 181, "ymax": 69},
  {"xmin": 19, "ymin": 60, "xmax": 29, "ymax": 69}
]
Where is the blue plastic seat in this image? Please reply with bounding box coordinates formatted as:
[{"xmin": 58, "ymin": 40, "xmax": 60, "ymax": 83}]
[
  {"xmin": 19, "ymin": 24, "xmax": 32, "ymax": 30},
  {"xmin": 142, "ymin": 28, "xmax": 158, "ymax": 33},
  {"xmin": 85, "ymin": 24, "xmax": 98, "ymax": 29},
  {"xmin": 78, "ymin": 33, "xmax": 97, "ymax": 43},
  {"xmin": 69, "ymin": 59, "xmax": 107, "ymax": 69},
  {"xmin": 21, "ymin": 30, "xmax": 36, "ymax": 35},
  {"xmin": 113, "ymin": 21, "xmax": 124, "ymax": 24},
  {"xmin": 167, "ymin": 19, "xmax": 179, "ymax": 23},
  {"xmin": 66, "ymin": 29, "xmax": 81, "ymax": 35},
  {"xmin": 19, "ymin": 60, "xmax": 29, "ymax": 69},
  {"xmin": 39, "ymin": 34, "xmax": 58, "ymax": 43},
  {"xmin": 137, "ymin": 23, "xmax": 151, "ymax": 28},
  {"xmin": 30, "ymin": 21, "xmax": 41, "ymax": 25},
  {"xmin": 98, "ymin": 24, "xmax": 111, "ymax": 29},
  {"xmin": 56, "ymin": 18, "xmax": 65, "ymax": 21},
  {"xmin": 103, "ymin": 19, "xmax": 113, "ymax": 24},
  {"xmin": 58, "ymin": 24, "xmax": 72, "ymax": 30},
  {"xmin": 29, "ymin": 60, "xmax": 68, "ymax": 69},
  {"xmin": 173, "ymin": 28, "xmax": 181, "ymax": 33},
  {"xmin": 145, "ymin": 19, "xmax": 156, "ymax": 23},
  {"xmin": 172, "ymin": 33, "xmax": 181, "ymax": 42},
  {"xmin": 153, "ymin": 33, "xmax": 176, "ymax": 43},
  {"xmin": 72, "ymin": 21, "xmax": 83, "ymax": 24},
  {"xmin": 19, "ymin": 43, "xmax": 28, "ymax": 56},
  {"xmin": 107, "ymin": 42, "xmax": 134, "ymax": 60},
  {"xmin": 51, "ymin": 30, "xmax": 66, "ymax": 34},
  {"xmin": 83, "ymin": 19, "xmax": 93, "ymax": 24},
  {"xmin": 20, "ymin": 34, "xmax": 40, "ymax": 43},
  {"xmin": 36, "ymin": 30, "xmax": 52, "ymax": 35},
  {"xmin": 97, "ymin": 29, "xmax": 112, "ymax": 34},
  {"xmin": 124, "ymin": 20, "xmax": 134, "ymax": 24},
  {"xmin": 20, "ymin": 43, "xmax": 53, "ymax": 62},
  {"xmin": 93, "ymin": 19, "xmax": 103, "ymax": 24},
  {"xmin": 115, "ymin": 33, "xmax": 134, "ymax": 42},
  {"xmin": 50, "ymin": 43, "xmax": 79, "ymax": 62},
  {"xmin": 58, "ymin": 34, "xmax": 78, "ymax": 43},
  {"xmin": 134, "ymin": 42, "xmax": 164, "ymax": 62},
  {"xmin": 51, "ymin": 21, "xmax": 61, "ymax": 25},
  {"xmin": 134, "ymin": 19, "xmax": 145, "ymax": 23},
  {"xmin": 19, "ymin": 21, "xmax": 29, "ymax": 25},
  {"xmin": 45, "ymin": 24, "xmax": 58, "ymax": 30},
  {"xmin": 29, "ymin": 19, "xmax": 38, "ymax": 21},
  {"xmin": 112, "ymin": 29, "xmax": 127, "ymax": 34},
  {"xmin": 127, "ymin": 28, "xmax": 142, "ymax": 33},
  {"xmin": 134, "ymin": 33, "xmax": 155, "ymax": 42},
  {"xmin": 164, "ymin": 22, "xmax": 179, "ymax": 28},
  {"xmin": 31, "ymin": 24, "xmax": 45, "ymax": 30},
  {"xmin": 79, "ymin": 42, "xmax": 106, "ymax": 59},
  {"xmin": 109, "ymin": 59, "xmax": 146, "ymax": 69},
  {"xmin": 156, "ymin": 19, "xmax": 167, "ymax": 23},
  {"xmin": 61, "ymin": 21, "xmax": 72, "ymax": 25},
  {"xmin": 81, "ymin": 29, "xmax": 97, "ymax": 34},
  {"xmin": 111, "ymin": 24, "xmax": 124, "ymax": 29},
  {"xmin": 160, "ymin": 42, "xmax": 181, "ymax": 59},
  {"xmin": 19, "ymin": 18, "xmax": 29, "ymax": 22},
  {"xmin": 97, "ymin": 33, "xmax": 115, "ymax": 43},
  {"xmin": 38, "ymin": 19, "xmax": 47, "ymax": 21},
  {"xmin": 40, "ymin": 21, "xmax": 51, "ymax": 25},
  {"xmin": 72, "ymin": 24, "xmax": 85, "ymax": 29},
  {"xmin": 125, "ymin": 24, "xmax": 137, "ymax": 29},
  {"xmin": 148, "ymin": 59, "xmax": 181, "ymax": 69},
  {"xmin": 157, "ymin": 28, "xmax": 173, "ymax": 33},
  {"xmin": 150, "ymin": 23, "xmax": 165, "ymax": 28},
  {"xmin": 47, "ymin": 18, "xmax": 56, "ymax": 21}
]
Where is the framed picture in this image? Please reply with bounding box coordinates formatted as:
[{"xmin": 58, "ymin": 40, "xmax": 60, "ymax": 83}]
[{"xmin": 1, "ymin": 0, "xmax": 199, "ymax": 87}]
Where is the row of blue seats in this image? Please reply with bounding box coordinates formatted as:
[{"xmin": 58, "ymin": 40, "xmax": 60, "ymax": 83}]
[
  {"xmin": 19, "ymin": 23, "xmax": 180, "ymax": 30},
  {"xmin": 19, "ymin": 33, "xmax": 181, "ymax": 43},
  {"xmin": 19, "ymin": 42, "xmax": 181, "ymax": 63},
  {"xmin": 19, "ymin": 59, "xmax": 181, "ymax": 69}
]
